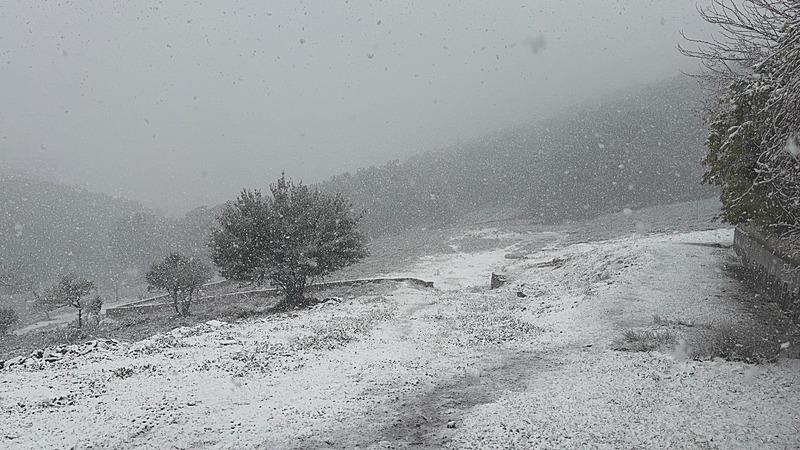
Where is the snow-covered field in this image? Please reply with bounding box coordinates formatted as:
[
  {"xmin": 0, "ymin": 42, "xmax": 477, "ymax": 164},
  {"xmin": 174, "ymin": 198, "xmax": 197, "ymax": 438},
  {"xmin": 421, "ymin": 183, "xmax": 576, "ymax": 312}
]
[{"xmin": 2, "ymin": 227, "xmax": 799, "ymax": 448}]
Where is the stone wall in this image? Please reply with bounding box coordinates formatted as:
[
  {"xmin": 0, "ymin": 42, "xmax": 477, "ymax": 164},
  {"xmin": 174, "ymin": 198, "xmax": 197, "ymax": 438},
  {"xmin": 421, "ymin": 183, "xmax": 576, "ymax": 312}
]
[
  {"xmin": 105, "ymin": 277, "xmax": 434, "ymax": 320},
  {"xmin": 734, "ymin": 226, "xmax": 800, "ymax": 322}
]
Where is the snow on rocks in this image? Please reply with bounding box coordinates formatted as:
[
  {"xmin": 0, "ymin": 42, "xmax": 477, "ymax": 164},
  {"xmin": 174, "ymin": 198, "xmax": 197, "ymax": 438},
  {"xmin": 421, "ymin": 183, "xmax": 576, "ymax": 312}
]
[
  {"xmin": 127, "ymin": 320, "xmax": 233, "ymax": 355},
  {"xmin": 311, "ymin": 297, "xmax": 342, "ymax": 310},
  {"xmin": 126, "ymin": 334, "xmax": 185, "ymax": 356},
  {"xmin": 1, "ymin": 339, "xmax": 121, "ymax": 371}
]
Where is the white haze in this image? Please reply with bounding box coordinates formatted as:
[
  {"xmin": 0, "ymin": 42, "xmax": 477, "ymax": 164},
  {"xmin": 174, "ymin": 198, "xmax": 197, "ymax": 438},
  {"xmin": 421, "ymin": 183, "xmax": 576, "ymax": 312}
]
[{"xmin": 0, "ymin": 0, "xmax": 712, "ymax": 213}]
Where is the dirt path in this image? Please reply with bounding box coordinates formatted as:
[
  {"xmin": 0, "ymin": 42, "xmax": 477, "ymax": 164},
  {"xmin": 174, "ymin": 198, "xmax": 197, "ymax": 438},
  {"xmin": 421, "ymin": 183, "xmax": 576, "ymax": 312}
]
[{"xmin": 2, "ymin": 228, "xmax": 799, "ymax": 449}]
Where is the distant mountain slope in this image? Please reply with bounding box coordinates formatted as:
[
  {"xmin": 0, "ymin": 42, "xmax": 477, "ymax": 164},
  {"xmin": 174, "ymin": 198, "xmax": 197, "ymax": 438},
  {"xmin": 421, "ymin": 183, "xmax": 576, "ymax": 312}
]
[
  {"xmin": 0, "ymin": 173, "xmax": 215, "ymax": 293},
  {"xmin": 319, "ymin": 76, "xmax": 716, "ymax": 235},
  {"xmin": 1, "ymin": 76, "xmax": 715, "ymax": 294},
  {"xmin": 0, "ymin": 173, "xmax": 141, "ymax": 286}
]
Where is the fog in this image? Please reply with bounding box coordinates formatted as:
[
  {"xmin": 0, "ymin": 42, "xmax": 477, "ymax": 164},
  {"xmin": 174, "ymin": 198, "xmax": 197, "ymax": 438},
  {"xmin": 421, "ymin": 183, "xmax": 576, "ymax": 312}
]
[{"xmin": 1, "ymin": 0, "xmax": 711, "ymax": 213}]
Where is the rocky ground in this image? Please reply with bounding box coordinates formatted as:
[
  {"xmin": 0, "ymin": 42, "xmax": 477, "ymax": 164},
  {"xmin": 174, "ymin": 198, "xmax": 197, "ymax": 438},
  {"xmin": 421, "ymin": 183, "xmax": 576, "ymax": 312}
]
[{"xmin": 2, "ymin": 201, "xmax": 800, "ymax": 448}]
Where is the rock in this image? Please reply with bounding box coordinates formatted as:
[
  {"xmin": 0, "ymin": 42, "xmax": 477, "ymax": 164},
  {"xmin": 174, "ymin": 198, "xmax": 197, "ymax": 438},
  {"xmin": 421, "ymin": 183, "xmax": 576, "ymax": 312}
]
[
  {"xmin": 535, "ymin": 257, "xmax": 566, "ymax": 268},
  {"xmin": 24, "ymin": 358, "xmax": 40, "ymax": 369},
  {"xmin": 323, "ymin": 297, "xmax": 341, "ymax": 307},
  {"xmin": 516, "ymin": 291, "xmax": 527, "ymax": 298},
  {"xmin": 43, "ymin": 352, "xmax": 63, "ymax": 363},
  {"xmin": 206, "ymin": 320, "xmax": 227, "ymax": 328},
  {"xmin": 4, "ymin": 356, "xmax": 25, "ymax": 368},
  {"xmin": 491, "ymin": 272, "xmax": 507, "ymax": 289},
  {"xmin": 447, "ymin": 421, "xmax": 457, "ymax": 429}
]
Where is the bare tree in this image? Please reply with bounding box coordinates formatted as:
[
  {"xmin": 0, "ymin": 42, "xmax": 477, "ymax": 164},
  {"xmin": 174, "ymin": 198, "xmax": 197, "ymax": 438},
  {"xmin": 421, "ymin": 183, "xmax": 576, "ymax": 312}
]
[
  {"xmin": 679, "ymin": 0, "xmax": 794, "ymax": 85},
  {"xmin": 145, "ymin": 254, "xmax": 212, "ymax": 316},
  {"xmin": 34, "ymin": 274, "xmax": 97, "ymax": 329},
  {"xmin": 682, "ymin": 1, "xmax": 800, "ymax": 234}
]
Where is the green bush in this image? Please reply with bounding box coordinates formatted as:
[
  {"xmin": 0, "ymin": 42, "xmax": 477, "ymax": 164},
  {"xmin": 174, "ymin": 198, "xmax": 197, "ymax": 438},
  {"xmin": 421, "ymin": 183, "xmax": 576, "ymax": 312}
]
[
  {"xmin": 693, "ymin": 4, "xmax": 800, "ymax": 233},
  {"xmin": 210, "ymin": 174, "xmax": 368, "ymax": 305}
]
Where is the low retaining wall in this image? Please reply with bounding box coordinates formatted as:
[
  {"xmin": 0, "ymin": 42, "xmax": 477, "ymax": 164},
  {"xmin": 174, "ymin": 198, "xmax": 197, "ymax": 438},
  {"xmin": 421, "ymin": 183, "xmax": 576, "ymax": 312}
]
[
  {"xmin": 734, "ymin": 226, "xmax": 800, "ymax": 322},
  {"xmin": 119, "ymin": 279, "xmax": 239, "ymax": 309},
  {"xmin": 105, "ymin": 277, "xmax": 434, "ymax": 319}
]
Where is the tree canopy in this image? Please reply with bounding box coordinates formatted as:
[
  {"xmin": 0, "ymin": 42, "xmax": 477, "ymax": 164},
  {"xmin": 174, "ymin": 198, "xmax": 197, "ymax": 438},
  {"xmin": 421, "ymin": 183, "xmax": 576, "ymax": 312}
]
[
  {"xmin": 684, "ymin": 1, "xmax": 800, "ymax": 233},
  {"xmin": 145, "ymin": 253, "xmax": 212, "ymax": 316},
  {"xmin": 210, "ymin": 174, "xmax": 368, "ymax": 304}
]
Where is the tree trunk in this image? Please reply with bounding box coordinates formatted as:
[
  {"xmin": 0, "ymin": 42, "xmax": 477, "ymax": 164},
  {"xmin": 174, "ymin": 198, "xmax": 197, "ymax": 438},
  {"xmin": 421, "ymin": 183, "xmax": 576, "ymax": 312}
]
[
  {"xmin": 172, "ymin": 290, "xmax": 181, "ymax": 315},
  {"xmin": 77, "ymin": 308, "xmax": 82, "ymax": 329},
  {"xmin": 284, "ymin": 277, "xmax": 307, "ymax": 305},
  {"xmin": 181, "ymin": 291, "xmax": 192, "ymax": 316}
]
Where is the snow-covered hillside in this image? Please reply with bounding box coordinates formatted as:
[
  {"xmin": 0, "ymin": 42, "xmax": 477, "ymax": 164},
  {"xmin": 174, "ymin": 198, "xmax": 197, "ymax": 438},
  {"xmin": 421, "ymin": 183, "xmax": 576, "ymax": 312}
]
[{"xmin": 1, "ymin": 228, "xmax": 798, "ymax": 449}]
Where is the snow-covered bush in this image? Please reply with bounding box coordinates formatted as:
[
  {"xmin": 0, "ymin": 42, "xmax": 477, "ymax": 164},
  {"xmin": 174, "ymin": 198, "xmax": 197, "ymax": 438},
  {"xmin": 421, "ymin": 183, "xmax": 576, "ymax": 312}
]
[
  {"xmin": 704, "ymin": 74, "xmax": 783, "ymax": 226},
  {"xmin": 210, "ymin": 174, "xmax": 368, "ymax": 305},
  {"xmin": 685, "ymin": 1, "xmax": 800, "ymax": 233}
]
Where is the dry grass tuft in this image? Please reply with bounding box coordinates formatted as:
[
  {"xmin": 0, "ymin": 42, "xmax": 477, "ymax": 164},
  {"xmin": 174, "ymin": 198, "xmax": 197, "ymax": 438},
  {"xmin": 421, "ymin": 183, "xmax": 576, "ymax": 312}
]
[
  {"xmin": 690, "ymin": 321, "xmax": 787, "ymax": 364},
  {"xmin": 618, "ymin": 329, "xmax": 677, "ymax": 352}
]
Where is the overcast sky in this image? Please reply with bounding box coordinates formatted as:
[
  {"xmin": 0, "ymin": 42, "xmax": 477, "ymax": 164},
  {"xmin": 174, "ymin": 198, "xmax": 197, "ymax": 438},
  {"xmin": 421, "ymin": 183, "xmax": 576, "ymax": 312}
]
[{"xmin": 0, "ymin": 0, "xmax": 712, "ymax": 214}]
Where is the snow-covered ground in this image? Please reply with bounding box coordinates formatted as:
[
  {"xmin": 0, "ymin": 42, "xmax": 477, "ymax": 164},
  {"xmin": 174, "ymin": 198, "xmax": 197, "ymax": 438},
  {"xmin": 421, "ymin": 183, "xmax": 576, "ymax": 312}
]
[{"xmin": 2, "ymin": 228, "xmax": 799, "ymax": 448}]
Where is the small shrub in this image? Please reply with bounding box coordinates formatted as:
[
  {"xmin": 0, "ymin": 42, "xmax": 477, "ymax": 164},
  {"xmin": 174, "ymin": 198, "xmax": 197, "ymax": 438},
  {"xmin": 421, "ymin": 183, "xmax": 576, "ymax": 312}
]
[
  {"xmin": 619, "ymin": 329, "xmax": 677, "ymax": 352},
  {"xmin": 111, "ymin": 366, "xmax": 135, "ymax": 379},
  {"xmin": 110, "ymin": 364, "xmax": 157, "ymax": 379},
  {"xmin": 0, "ymin": 307, "xmax": 19, "ymax": 335},
  {"xmin": 690, "ymin": 321, "xmax": 783, "ymax": 364}
]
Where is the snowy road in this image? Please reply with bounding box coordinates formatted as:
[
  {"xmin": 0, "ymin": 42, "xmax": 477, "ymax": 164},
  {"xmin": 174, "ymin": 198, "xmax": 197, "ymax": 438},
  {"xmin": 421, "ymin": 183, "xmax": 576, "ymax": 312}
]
[{"xmin": 1, "ymin": 228, "xmax": 799, "ymax": 448}]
